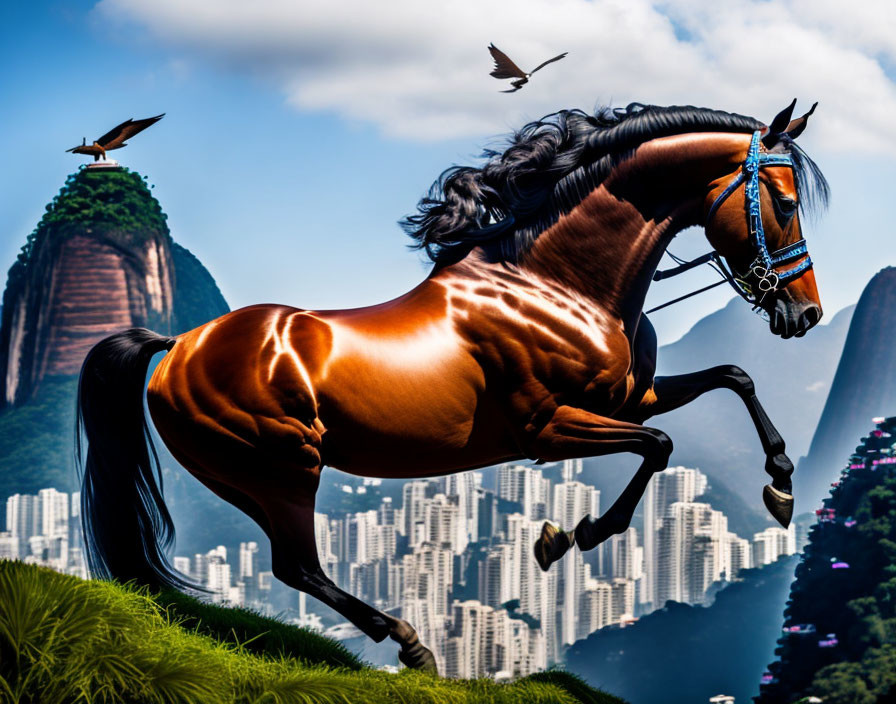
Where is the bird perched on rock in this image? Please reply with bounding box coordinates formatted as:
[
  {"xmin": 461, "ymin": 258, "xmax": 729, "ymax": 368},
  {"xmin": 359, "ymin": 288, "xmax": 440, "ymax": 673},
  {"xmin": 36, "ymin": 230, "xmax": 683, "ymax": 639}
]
[
  {"xmin": 488, "ymin": 44, "xmax": 567, "ymax": 93},
  {"xmin": 66, "ymin": 114, "xmax": 165, "ymax": 161}
]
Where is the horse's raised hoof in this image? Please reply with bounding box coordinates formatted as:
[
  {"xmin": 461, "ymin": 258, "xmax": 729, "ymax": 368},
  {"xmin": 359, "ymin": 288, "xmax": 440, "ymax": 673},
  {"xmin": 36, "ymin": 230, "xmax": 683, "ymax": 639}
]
[
  {"xmin": 398, "ymin": 640, "xmax": 438, "ymax": 674},
  {"xmin": 763, "ymin": 484, "xmax": 794, "ymax": 528},
  {"xmin": 534, "ymin": 521, "xmax": 574, "ymax": 572}
]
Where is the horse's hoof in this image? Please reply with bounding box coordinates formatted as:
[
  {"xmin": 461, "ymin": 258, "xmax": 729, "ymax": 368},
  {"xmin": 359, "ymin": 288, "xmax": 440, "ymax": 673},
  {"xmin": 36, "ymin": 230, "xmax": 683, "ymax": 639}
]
[
  {"xmin": 534, "ymin": 521, "xmax": 573, "ymax": 572},
  {"xmin": 763, "ymin": 484, "xmax": 793, "ymax": 528},
  {"xmin": 398, "ymin": 640, "xmax": 438, "ymax": 674}
]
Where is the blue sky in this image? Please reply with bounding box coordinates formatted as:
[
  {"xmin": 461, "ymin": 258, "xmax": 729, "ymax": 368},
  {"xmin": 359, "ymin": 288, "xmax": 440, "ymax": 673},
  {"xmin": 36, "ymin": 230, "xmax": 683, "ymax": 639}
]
[{"xmin": 3, "ymin": 0, "xmax": 895, "ymax": 344}]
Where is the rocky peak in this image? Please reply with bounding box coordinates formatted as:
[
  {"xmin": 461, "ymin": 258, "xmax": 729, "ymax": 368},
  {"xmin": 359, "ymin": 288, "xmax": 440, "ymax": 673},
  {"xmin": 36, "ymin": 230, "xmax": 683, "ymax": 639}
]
[{"xmin": 0, "ymin": 166, "xmax": 227, "ymax": 407}]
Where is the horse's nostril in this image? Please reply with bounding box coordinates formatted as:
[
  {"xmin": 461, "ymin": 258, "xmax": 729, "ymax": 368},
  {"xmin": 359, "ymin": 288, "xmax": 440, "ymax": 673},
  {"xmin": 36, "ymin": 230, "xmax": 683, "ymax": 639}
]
[
  {"xmin": 806, "ymin": 306, "xmax": 821, "ymax": 327},
  {"xmin": 800, "ymin": 306, "xmax": 821, "ymax": 332}
]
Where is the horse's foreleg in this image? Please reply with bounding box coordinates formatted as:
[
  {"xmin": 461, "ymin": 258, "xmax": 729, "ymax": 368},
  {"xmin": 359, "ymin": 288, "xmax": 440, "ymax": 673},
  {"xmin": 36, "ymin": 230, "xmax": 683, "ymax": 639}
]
[
  {"xmin": 257, "ymin": 491, "xmax": 438, "ymax": 673},
  {"xmin": 526, "ymin": 406, "xmax": 673, "ymax": 571},
  {"xmin": 642, "ymin": 365, "xmax": 793, "ymax": 527}
]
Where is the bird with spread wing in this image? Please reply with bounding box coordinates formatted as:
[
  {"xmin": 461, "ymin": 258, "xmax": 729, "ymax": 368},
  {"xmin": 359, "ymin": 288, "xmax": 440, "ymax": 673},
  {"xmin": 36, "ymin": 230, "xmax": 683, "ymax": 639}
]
[
  {"xmin": 488, "ymin": 44, "xmax": 567, "ymax": 93},
  {"xmin": 66, "ymin": 114, "xmax": 165, "ymax": 162}
]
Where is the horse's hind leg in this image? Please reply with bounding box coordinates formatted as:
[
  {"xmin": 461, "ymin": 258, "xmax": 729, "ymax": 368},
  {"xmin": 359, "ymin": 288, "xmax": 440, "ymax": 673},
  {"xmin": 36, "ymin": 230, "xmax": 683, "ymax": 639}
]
[
  {"xmin": 248, "ymin": 482, "xmax": 438, "ymax": 673},
  {"xmin": 637, "ymin": 365, "xmax": 794, "ymax": 527},
  {"xmin": 525, "ymin": 406, "xmax": 672, "ymax": 571}
]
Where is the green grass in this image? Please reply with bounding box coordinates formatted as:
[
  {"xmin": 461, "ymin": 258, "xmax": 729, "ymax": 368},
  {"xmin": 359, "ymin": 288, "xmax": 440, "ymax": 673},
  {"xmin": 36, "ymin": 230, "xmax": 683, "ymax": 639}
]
[
  {"xmin": 154, "ymin": 587, "xmax": 364, "ymax": 670},
  {"xmin": 0, "ymin": 561, "xmax": 626, "ymax": 704}
]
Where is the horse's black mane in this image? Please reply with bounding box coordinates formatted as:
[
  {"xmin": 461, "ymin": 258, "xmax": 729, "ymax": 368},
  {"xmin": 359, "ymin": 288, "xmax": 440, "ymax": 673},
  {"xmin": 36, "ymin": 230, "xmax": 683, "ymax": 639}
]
[{"xmin": 402, "ymin": 103, "xmax": 828, "ymax": 264}]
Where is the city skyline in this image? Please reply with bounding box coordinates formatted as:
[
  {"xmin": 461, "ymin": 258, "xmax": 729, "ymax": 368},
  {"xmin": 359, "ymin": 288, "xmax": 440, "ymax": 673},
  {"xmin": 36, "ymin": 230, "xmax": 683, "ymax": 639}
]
[{"xmin": 2, "ymin": 459, "xmax": 801, "ymax": 678}]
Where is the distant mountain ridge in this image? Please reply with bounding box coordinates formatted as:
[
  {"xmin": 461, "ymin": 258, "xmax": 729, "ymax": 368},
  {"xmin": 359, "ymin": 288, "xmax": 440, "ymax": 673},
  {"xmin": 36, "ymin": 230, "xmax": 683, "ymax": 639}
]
[{"xmin": 797, "ymin": 267, "xmax": 896, "ymax": 507}]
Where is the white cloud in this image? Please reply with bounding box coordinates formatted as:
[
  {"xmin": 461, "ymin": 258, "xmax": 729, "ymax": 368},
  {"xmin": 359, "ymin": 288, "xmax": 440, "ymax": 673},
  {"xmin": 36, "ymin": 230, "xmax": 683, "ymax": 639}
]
[{"xmin": 96, "ymin": 0, "xmax": 896, "ymax": 154}]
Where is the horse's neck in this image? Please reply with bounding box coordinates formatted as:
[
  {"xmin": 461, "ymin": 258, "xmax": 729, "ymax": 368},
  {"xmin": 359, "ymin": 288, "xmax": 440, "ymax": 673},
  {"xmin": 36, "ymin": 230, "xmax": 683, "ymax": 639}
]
[{"xmin": 515, "ymin": 133, "xmax": 745, "ymax": 332}]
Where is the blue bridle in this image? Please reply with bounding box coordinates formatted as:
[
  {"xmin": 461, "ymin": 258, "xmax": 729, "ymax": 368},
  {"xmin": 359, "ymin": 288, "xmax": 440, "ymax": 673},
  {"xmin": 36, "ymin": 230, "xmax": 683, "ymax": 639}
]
[{"xmin": 706, "ymin": 130, "xmax": 813, "ymax": 305}]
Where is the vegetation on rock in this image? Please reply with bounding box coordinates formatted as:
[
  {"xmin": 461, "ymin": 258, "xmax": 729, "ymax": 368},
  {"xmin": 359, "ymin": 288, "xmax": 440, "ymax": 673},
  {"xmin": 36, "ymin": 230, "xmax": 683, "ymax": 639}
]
[{"xmin": 757, "ymin": 415, "xmax": 896, "ymax": 704}]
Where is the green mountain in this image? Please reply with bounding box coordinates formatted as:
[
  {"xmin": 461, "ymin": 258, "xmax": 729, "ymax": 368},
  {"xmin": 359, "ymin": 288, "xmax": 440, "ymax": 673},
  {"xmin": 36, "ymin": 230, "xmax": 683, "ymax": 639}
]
[{"xmin": 756, "ymin": 415, "xmax": 896, "ymax": 704}]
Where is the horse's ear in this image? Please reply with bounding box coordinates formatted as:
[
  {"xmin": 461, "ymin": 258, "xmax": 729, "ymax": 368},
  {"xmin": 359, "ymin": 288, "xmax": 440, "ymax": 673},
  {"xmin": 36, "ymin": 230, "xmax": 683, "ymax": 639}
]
[
  {"xmin": 783, "ymin": 102, "xmax": 818, "ymax": 141},
  {"xmin": 762, "ymin": 98, "xmax": 797, "ymax": 147}
]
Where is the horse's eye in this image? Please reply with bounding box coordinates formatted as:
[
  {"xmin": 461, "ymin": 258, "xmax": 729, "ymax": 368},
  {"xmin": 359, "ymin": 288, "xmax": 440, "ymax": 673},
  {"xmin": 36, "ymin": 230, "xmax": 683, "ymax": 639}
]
[{"xmin": 775, "ymin": 195, "xmax": 798, "ymax": 217}]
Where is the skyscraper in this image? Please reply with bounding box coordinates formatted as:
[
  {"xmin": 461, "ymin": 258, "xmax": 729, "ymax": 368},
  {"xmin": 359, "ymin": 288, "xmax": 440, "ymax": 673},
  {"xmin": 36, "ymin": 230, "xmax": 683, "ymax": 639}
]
[
  {"xmin": 752, "ymin": 525, "xmax": 797, "ymax": 566},
  {"xmin": 642, "ymin": 466, "xmax": 707, "ymax": 609},
  {"xmin": 552, "ymin": 480, "xmax": 599, "ymax": 532},
  {"xmin": 656, "ymin": 501, "xmax": 728, "ymax": 606},
  {"xmin": 402, "ymin": 480, "xmax": 430, "ymax": 546},
  {"xmin": 498, "ymin": 464, "xmax": 552, "ymax": 521}
]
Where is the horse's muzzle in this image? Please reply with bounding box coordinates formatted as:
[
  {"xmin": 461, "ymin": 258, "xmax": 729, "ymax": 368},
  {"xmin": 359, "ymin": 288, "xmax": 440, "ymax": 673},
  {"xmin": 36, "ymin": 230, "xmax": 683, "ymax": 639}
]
[{"xmin": 768, "ymin": 296, "xmax": 822, "ymax": 339}]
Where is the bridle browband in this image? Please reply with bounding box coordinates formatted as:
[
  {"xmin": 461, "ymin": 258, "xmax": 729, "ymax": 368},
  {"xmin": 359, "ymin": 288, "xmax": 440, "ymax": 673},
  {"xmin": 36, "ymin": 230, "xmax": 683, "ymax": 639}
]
[{"xmin": 648, "ymin": 130, "xmax": 812, "ymax": 315}]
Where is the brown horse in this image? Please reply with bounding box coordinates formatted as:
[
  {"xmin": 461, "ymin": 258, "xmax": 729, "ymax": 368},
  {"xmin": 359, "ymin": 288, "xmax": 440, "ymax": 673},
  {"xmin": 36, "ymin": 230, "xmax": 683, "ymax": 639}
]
[{"xmin": 76, "ymin": 101, "xmax": 828, "ymax": 672}]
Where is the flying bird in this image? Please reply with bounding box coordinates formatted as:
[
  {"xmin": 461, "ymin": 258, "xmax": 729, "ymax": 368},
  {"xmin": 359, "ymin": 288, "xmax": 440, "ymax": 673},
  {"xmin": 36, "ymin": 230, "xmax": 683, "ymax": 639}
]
[
  {"xmin": 488, "ymin": 44, "xmax": 567, "ymax": 93},
  {"xmin": 66, "ymin": 114, "xmax": 165, "ymax": 161}
]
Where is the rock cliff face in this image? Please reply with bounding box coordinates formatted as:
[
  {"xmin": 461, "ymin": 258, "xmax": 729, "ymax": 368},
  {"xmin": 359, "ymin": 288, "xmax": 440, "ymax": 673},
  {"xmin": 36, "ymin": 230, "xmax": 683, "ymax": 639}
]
[
  {"xmin": 0, "ymin": 166, "xmax": 227, "ymax": 408},
  {"xmin": 796, "ymin": 267, "xmax": 896, "ymax": 507}
]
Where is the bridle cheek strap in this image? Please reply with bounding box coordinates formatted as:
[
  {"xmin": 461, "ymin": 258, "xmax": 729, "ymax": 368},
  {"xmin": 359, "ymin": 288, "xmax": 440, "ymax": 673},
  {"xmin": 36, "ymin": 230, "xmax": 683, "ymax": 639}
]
[{"xmin": 705, "ymin": 130, "xmax": 813, "ymax": 305}]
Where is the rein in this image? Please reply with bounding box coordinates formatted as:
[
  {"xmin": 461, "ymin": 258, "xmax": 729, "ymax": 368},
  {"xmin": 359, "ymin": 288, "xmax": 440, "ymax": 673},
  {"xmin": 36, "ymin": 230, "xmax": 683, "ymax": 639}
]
[{"xmin": 646, "ymin": 130, "xmax": 813, "ymax": 316}]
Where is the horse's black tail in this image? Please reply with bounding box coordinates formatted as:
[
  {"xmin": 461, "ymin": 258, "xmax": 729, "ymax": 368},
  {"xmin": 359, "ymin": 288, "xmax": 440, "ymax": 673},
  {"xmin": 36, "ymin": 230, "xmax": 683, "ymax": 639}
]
[{"xmin": 75, "ymin": 328, "xmax": 192, "ymax": 591}]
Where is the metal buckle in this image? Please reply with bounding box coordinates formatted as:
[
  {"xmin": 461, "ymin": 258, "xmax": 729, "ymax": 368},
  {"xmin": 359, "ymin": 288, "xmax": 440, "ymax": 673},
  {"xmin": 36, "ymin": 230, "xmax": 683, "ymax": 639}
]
[{"xmin": 750, "ymin": 264, "xmax": 779, "ymax": 293}]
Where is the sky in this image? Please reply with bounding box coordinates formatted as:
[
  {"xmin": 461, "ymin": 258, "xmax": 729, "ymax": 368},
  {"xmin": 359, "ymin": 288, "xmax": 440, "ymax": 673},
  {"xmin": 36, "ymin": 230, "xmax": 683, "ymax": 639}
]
[{"xmin": 2, "ymin": 0, "xmax": 896, "ymax": 345}]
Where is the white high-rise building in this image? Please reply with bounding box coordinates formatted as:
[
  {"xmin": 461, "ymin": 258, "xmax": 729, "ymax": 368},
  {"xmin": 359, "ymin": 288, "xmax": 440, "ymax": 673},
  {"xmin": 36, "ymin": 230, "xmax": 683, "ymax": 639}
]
[
  {"xmin": 314, "ymin": 512, "xmax": 337, "ymax": 574},
  {"xmin": 444, "ymin": 599, "xmax": 491, "ymax": 678},
  {"xmin": 438, "ymin": 471, "xmax": 480, "ymax": 549},
  {"xmin": 424, "ymin": 494, "xmax": 461, "ymax": 552},
  {"xmin": 552, "ymin": 475, "xmax": 600, "ymax": 644},
  {"xmin": 239, "ymin": 541, "xmax": 258, "ymax": 580},
  {"xmin": 551, "ymin": 480, "xmax": 599, "ymax": 533},
  {"xmin": 38, "ymin": 488, "xmax": 69, "ymax": 539},
  {"xmin": 498, "ymin": 464, "xmax": 552, "ymax": 521},
  {"xmin": 504, "ymin": 512, "xmax": 560, "ymax": 664},
  {"xmin": 642, "ymin": 466, "xmax": 707, "ymax": 609},
  {"xmin": 579, "ymin": 580, "xmax": 612, "ymax": 637},
  {"xmin": 561, "ymin": 458, "xmax": 584, "ymax": 482},
  {"xmin": 479, "ymin": 543, "xmax": 514, "ymax": 607},
  {"xmin": 204, "ymin": 546, "xmax": 231, "ymax": 602},
  {"xmin": 346, "ymin": 510, "xmax": 380, "ymax": 565},
  {"xmin": 444, "ymin": 599, "xmax": 544, "ymax": 680},
  {"xmin": 401, "ymin": 541, "xmax": 454, "ymax": 665},
  {"xmin": 560, "ymin": 545, "xmax": 590, "ymax": 645},
  {"xmin": 727, "ymin": 532, "xmax": 752, "ymax": 578},
  {"xmin": 403, "ymin": 481, "xmax": 430, "ymax": 545},
  {"xmin": 173, "ymin": 555, "xmax": 191, "ymax": 578},
  {"xmin": 6, "ymin": 493, "xmax": 40, "ymax": 557},
  {"xmin": 609, "ymin": 527, "xmax": 642, "ymax": 581},
  {"xmin": 752, "ymin": 525, "xmax": 797, "ymax": 566},
  {"xmin": 610, "ymin": 577, "xmax": 636, "ymax": 622},
  {"xmin": 656, "ymin": 501, "xmax": 728, "ymax": 606}
]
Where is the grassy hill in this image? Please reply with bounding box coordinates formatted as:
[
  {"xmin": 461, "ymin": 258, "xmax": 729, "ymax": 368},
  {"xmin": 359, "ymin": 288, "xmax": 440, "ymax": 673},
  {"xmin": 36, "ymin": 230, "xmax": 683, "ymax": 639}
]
[{"xmin": 0, "ymin": 561, "xmax": 625, "ymax": 704}]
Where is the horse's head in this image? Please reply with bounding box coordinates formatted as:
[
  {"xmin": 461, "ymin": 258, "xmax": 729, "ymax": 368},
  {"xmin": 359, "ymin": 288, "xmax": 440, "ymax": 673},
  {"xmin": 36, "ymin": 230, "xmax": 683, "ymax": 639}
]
[{"xmin": 704, "ymin": 101, "xmax": 825, "ymax": 339}]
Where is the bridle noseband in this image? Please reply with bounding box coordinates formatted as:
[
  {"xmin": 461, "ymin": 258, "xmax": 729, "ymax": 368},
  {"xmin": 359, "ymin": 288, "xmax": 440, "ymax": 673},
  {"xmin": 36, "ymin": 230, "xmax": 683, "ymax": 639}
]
[{"xmin": 706, "ymin": 130, "xmax": 812, "ymax": 306}]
